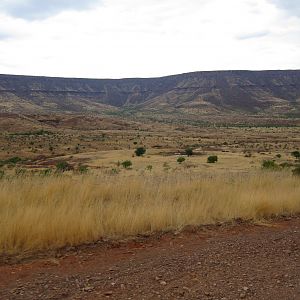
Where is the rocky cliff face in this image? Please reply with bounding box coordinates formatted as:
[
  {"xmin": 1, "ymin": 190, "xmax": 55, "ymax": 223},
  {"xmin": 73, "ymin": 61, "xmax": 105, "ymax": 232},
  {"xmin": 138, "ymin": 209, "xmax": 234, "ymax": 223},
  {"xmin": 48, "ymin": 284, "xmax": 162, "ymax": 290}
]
[{"xmin": 0, "ymin": 70, "xmax": 299, "ymax": 115}]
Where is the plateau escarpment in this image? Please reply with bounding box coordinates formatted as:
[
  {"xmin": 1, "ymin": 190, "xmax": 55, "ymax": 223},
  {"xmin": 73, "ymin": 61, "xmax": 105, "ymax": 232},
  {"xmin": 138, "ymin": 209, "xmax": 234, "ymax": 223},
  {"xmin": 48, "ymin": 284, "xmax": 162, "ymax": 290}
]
[{"xmin": 0, "ymin": 70, "xmax": 299, "ymax": 119}]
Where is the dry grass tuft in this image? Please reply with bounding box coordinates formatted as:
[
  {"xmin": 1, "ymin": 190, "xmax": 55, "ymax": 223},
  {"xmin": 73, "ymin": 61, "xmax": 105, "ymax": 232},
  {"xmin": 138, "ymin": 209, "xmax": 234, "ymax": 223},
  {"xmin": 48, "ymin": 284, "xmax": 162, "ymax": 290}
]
[{"xmin": 0, "ymin": 171, "xmax": 299, "ymax": 254}]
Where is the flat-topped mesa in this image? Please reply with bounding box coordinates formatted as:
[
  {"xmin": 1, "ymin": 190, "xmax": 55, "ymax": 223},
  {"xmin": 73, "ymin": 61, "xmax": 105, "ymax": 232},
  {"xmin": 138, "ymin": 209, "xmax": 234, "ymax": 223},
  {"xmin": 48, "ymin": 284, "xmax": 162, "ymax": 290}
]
[{"xmin": 0, "ymin": 70, "xmax": 299, "ymax": 114}]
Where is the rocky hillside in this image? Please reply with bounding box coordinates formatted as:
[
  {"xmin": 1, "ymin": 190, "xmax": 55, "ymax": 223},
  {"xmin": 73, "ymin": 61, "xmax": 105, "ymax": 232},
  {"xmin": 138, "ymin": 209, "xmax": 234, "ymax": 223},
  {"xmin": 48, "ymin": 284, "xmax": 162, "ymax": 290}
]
[{"xmin": 0, "ymin": 70, "xmax": 299, "ymax": 116}]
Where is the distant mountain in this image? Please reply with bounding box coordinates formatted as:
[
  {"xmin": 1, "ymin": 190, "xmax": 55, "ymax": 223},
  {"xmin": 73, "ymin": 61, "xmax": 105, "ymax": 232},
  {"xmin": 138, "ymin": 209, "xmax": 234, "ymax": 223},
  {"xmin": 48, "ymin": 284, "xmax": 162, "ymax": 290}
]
[{"xmin": 0, "ymin": 70, "xmax": 300, "ymax": 118}]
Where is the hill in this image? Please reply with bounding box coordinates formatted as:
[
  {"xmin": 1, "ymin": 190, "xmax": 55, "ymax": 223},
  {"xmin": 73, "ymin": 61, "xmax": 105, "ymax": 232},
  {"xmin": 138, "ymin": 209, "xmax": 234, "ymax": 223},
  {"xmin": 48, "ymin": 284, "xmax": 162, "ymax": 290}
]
[{"xmin": 0, "ymin": 70, "xmax": 300, "ymax": 124}]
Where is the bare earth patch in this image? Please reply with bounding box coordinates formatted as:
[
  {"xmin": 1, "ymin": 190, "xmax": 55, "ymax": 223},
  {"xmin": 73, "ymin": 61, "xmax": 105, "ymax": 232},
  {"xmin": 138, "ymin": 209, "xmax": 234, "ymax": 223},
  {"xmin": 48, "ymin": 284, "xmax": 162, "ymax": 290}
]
[{"xmin": 1, "ymin": 216, "xmax": 299, "ymax": 300}]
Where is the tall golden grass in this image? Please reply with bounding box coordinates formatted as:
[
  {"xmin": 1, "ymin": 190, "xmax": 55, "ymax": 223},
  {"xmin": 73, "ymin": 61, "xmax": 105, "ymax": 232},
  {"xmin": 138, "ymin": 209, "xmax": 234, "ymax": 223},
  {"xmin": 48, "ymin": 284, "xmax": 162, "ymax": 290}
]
[{"xmin": 0, "ymin": 171, "xmax": 299, "ymax": 254}]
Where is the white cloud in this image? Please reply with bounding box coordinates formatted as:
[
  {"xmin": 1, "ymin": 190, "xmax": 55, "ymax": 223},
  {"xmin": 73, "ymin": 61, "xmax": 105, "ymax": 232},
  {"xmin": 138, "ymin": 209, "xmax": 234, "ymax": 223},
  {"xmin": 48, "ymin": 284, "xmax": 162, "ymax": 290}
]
[
  {"xmin": 269, "ymin": 0, "xmax": 300, "ymax": 18},
  {"xmin": 0, "ymin": 0, "xmax": 101, "ymax": 20},
  {"xmin": 0, "ymin": 0, "xmax": 299, "ymax": 78}
]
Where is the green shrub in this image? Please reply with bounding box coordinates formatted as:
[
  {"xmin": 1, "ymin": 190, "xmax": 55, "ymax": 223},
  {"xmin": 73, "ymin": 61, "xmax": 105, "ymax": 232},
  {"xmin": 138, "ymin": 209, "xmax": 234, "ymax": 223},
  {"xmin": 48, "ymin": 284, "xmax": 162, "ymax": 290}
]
[
  {"xmin": 261, "ymin": 160, "xmax": 278, "ymax": 170},
  {"xmin": 15, "ymin": 168, "xmax": 26, "ymax": 176},
  {"xmin": 185, "ymin": 148, "xmax": 193, "ymax": 156},
  {"xmin": 0, "ymin": 170, "xmax": 4, "ymax": 179},
  {"xmin": 276, "ymin": 154, "xmax": 281, "ymax": 158},
  {"xmin": 135, "ymin": 147, "xmax": 146, "ymax": 157},
  {"xmin": 177, "ymin": 157, "xmax": 186, "ymax": 164},
  {"xmin": 78, "ymin": 165, "xmax": 88, "ymax": 174},
  {"xmin": 292, "ymin": 166, "xmax": 300, "ymax": 176},
  {"xmin": 291, "ymin": 151, "xmax": 300, "ymax": 160},
  {"xmin": 207, "ymin": 155, "xmax": 218, "ymax": 163},
  {"xmin": 163, "ymin": 162, "xmax": 170, "ymax": 171},
  {"xmin": 146, "ymin": 165, "xmax": 153, "ymax": 171},
  {"xmin": 121, "ymin": 160, "xmax": 132, "ymax": 169},
  {"xmin": 40, "ymin": 168, "xmax": 52, "ymax": 176},
  {"xmin": 280, "ymin": 162, "xmax": 293, "ymax": 168},
  {"xmin": 111, "ymin": 168, "xmax": 119, "ymax": 174},
  {"xmin": 6, "ymin": 157, "xmax": 22, "ymax": 165},
  {"xmin": 56, "ymin": 161, "xmax": 73, "ymax": 172}
]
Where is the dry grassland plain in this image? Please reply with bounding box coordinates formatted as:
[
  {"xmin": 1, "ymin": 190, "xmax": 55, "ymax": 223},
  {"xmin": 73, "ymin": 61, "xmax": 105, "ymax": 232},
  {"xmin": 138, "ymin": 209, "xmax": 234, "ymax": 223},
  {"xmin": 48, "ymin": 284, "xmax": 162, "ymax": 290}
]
[{"xmin": 0, "ymin": 115, "xmax": 299, "ymax": 255}]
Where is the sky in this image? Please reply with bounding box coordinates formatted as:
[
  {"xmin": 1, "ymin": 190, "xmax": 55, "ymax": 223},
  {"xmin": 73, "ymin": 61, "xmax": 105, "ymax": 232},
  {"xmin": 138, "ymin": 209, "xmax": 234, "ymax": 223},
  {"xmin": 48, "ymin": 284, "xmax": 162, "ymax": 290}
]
[{"xmin": 0, "ymin": 0, "xmax": 299, "ymax": 78}]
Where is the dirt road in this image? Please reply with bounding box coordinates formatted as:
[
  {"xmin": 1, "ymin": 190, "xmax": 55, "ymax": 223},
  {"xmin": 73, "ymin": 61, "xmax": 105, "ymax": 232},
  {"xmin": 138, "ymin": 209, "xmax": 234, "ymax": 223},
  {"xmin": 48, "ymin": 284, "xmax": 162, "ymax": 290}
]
[{"xmin": 1, "ymin": 217, "xmax": 299, "ymax": 300}]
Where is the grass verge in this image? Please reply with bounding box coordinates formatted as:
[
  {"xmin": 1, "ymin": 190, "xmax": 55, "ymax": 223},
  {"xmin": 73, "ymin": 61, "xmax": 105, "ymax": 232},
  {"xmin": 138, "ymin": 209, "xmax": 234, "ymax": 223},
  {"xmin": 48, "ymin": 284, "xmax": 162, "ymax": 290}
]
[{"xmin": 0, "ymin": 171, "xmax": 299, "ymax": 254}]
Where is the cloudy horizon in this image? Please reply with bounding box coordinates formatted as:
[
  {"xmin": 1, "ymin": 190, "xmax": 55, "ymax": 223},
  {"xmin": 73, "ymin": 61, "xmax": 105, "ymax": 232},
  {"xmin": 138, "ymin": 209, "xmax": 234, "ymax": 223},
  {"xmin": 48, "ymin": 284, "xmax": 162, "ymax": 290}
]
[{"xmin": 0, "ymin": 0, "xmax": 299, "ymax": 79}]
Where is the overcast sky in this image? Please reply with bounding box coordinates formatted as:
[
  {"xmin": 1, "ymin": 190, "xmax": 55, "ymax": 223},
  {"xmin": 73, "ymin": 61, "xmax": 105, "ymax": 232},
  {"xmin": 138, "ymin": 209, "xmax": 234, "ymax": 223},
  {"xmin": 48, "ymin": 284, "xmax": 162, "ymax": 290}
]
[{"xmin": 0, "ymin": 0, "xmax": 299, "ymax": 78}]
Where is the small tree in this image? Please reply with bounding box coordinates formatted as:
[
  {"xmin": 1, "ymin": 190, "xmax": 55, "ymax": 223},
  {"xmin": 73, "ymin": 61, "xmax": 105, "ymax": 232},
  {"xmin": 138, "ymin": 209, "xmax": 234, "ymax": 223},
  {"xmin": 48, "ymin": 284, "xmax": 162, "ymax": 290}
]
[
  {"xmin": 177, "ymin": 156, "xmax": 185, "ymax": 164},
  {"xmin": 135, "ymin": 147, "xmax": 146, "ymax": 157},
  {"xmin": 185, "ymin": 148, "xmax": 193, "ymax": 156},
  {"xmin": 207, "ymin": 155, "xmax": 218, "ymax": 163},
  {"xmin": 291, "ymin": 151, "xmax": 300, "ymax": 160},
  {"xmin": 122, "ymin": 160, "xmax": 132, "ymax": 169}
]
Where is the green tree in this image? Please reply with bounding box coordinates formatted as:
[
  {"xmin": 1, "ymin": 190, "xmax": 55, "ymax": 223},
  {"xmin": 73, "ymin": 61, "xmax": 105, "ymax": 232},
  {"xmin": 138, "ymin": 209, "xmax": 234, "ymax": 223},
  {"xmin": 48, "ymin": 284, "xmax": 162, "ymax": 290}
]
[
  {"xmin": 207, "ymin": 155, "xmax": 218, "ymax": 163},
  {"xmin": 135, "ymin": 147, "xmax": 146, "ymax": 157},
  {"xmin": 291, "ymin": 151, "xmax": 300, "ymax": 160},
  {"xmin": 185, "ymin": 148, "xmax": 194, "ymax": 156}
]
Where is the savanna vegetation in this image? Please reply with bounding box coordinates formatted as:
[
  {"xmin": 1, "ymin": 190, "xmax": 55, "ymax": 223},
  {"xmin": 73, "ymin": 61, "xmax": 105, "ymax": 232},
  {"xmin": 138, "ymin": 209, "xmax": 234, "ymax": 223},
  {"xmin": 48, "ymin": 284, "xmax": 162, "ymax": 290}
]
[
  {"xmin": 0, "ymin": 114, "xmax": 299, "ymax": 256},
  {"xmin": 0, "ymin": 171, "xmax": 300, "ymax": 254}
]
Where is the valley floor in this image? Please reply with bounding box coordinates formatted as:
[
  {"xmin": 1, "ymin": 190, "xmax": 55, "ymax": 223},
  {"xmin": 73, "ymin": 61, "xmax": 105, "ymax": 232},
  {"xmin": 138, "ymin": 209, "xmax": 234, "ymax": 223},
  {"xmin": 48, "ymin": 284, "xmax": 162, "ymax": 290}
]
[{"xmin": 1, "ymin": 216, "xmax": 299, "ymax": 300}]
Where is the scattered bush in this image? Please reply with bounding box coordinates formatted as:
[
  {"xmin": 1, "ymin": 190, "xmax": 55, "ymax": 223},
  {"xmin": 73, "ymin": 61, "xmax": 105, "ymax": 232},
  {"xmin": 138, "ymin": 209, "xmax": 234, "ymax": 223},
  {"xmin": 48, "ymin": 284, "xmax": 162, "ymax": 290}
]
[
  {"xmin": 0, "ymin": 170, "xmax": 4, "ymax": 179},
  {"xmin": 280, "ymin": 162, "xmax": 293, "ymax": 168},
  {"xmin": 15, "ymin": 168, "xmax": 26, "ymax": 177},
  {"xmin": 185, "ymin": 148, "xmax": 194, "ymax": 156},
  {"xmin": 121, "ymin": 160, "xmax": 132, "ymax": 169},
  {"xmin": 6, "ymin": 157, "xmax": 22, "ymax": 165},
  {"xmin": 40, "ymin": 168, "xmax": 52, "ymax": 176},
  {"xmin": 291, "ymin": 151, "xmax": 300, "ymax": 160},
  {"xmin": 111, "ymin": 168, "xmax": 119, "ymax": 174},
  {"xmin": 292, "ymin": 167, "xmax": 300, "ymax": 176},
  {"xmin": 56, "ymin": 161, "xmax": 73, "ymax": 172},
  {"xmin": 146, "ymin": 165, "xmax": 153, "ymax": 171},
  {"xmin": 163, "ymin": 162, "xmax": 170, "ymax": 171},
  {"xmin": 207, "ymin": 155, "xmax": 218, "ymax": 163},
  {"xmin": 177, "ymin": 157, "xmax": 186, "ymax": 164},
  {"xmin": 261, "ymin": 160, "xmax": 278, "ymax": 170},
  {"xmin": 9, "ymin": 129, "xmax": 51, "ymax": 136},
  {"xmin": 78, "ymin": 165, "xmax": 88, "ymax": 174},
  {"xmin": 135, "ymin": 147, "xmax": 146, "ymax": 157},
  {"xmin": 276, "ymin": 154, "xmax": 281, "ymax": 158}
]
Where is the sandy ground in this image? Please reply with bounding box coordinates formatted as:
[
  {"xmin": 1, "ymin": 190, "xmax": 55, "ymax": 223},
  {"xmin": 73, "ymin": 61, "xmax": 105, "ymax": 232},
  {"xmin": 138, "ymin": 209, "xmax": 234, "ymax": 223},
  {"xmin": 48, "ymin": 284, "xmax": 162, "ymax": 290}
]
[{"xmin": 0, "ymin": 217, "xmax": 299, "ymax": 300}]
